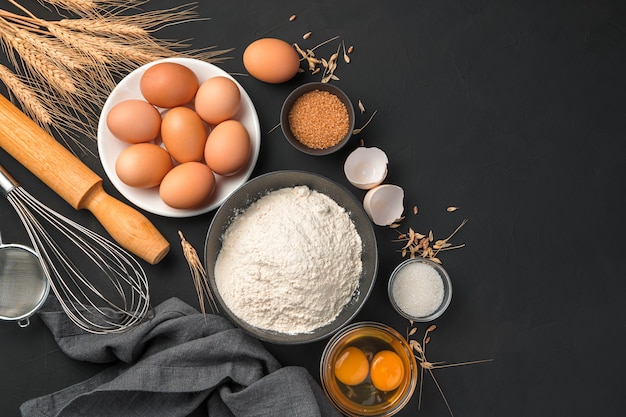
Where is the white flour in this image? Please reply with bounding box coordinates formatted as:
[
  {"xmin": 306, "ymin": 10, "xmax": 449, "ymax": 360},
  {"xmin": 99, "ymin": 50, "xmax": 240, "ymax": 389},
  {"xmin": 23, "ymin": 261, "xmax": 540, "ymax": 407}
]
[{"xmin": 214, "ymin": 186, "xmax": 363, "ymax": 334}]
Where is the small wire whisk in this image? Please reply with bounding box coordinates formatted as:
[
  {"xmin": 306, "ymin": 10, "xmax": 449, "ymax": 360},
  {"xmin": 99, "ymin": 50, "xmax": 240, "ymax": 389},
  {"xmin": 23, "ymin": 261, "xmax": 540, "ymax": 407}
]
[{"xmin": 1, "ymin": 164, "xmax": 151, "ymax": 334}]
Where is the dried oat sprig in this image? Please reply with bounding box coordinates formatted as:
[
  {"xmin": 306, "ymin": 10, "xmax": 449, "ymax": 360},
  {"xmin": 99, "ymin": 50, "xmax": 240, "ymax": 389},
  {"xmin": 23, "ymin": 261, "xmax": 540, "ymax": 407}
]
[
  {"xmin": 392, "ymin": 218, "xmax": 468, "ymax": 263},
  {"xmin": 293, "ymin": 35, "xmax": 350, "ymax": 83},
  {"xmin": 353, "ymin": 109, "xmax": 377, "ymax": 135},
  {"xmin": 179, "ymin": 231, "xmax": 219, "ymax": 317},
  {"xmin": 321, "ymin": 42, "xmax": 341, "ymax": 83},
  {"xmin": 407, "ymin": 322, "xmax": 493, "ymax": 416}
]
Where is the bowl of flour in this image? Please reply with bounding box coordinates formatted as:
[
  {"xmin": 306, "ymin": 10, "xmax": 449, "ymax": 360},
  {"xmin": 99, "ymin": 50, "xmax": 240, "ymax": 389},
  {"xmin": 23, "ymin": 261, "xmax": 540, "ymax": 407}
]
[{"xmin": 204, "ymin": 170, "xmax": 378, "ymax": 344}]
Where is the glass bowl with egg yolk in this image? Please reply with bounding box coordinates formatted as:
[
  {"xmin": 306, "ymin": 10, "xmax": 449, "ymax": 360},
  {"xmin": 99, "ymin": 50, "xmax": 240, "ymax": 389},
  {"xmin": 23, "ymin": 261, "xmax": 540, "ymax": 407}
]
[{"xmin": 320, "ymin": 322, "xmax": 418, "ymax": 417}]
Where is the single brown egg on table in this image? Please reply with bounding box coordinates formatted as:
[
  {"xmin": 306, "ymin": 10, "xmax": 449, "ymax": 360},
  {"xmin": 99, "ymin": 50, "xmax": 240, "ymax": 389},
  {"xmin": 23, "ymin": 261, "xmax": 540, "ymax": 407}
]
[
  {"xmin": 204, "ymin": 119, "xmax": 250, "ymax": 176},
  {"xmin": 243, "ymin": 38, "xmax": 300, "ymax": 83},
  {"xmin": 115, "ymin": 143, "xmax": 173, "ymax": 188},
  {"xmin": 194, "ymin": 76, "xmax": 241, "ymax": 125},
  {"xmin": 140, "ymin": 62, "xmax": 199, "ymax": 108},
  {"xmin": 159, "ymin": 162, "xmax": 216, "ymax": 209},
  {"xmin": 106, "ymin": 100, "xmax": 161, "ymax": 144},
  {"xmin": 161, "ymin": 107, "xmax": 207, "ymax": 163}
]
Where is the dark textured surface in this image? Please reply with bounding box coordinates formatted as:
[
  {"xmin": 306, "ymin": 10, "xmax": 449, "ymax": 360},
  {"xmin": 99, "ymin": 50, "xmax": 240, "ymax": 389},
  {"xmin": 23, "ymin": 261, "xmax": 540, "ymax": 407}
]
[{"xmin": 1, "ymin": 0, "xmax": 625, "ymax": 416}]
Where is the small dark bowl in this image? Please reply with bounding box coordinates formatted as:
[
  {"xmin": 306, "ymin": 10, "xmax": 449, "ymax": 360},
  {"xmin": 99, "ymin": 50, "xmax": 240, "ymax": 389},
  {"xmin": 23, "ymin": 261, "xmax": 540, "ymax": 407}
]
[
  {"xmin": 204, "ymin": 170, "xmax": 378, "ymax": 344},
  {"xmin": 280, "ymin": 82, "xmax": 355, "ymax": 156}
]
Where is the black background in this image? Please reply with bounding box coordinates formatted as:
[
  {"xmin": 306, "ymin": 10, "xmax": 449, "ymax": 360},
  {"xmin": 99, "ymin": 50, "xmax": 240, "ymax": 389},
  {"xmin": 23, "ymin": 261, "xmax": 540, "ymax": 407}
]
[{"xmin": 1, "ymin": 0, "xmax": 625, "ymax": 416}]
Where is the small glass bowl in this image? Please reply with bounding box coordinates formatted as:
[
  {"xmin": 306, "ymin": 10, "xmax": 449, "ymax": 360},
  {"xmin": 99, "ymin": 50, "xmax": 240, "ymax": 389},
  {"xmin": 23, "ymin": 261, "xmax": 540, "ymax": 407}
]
[
  {"xmin": 320, "ymin": 322, "xmax": 418, "ymax": 417},
  {"xmin": 280, "ymin": 82, "xmax": 355, "ymax": 156},
  {"xmin": 388, "ymin": 258, "xmax": 452, "ymax": 322}
]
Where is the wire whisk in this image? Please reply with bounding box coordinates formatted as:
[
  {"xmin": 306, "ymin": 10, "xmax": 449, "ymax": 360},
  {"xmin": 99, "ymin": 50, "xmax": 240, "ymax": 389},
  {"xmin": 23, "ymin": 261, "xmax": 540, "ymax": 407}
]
[{"xmin": 1, "ymin": 165, "xmax": 151, "ymax": 334}]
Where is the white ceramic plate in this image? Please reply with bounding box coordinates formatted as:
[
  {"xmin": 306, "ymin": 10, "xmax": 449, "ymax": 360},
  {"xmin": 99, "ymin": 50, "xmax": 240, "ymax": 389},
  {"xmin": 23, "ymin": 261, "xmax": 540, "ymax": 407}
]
[{"xmin": 97, "ymin": 57, "xmax": 261, "ymax": 218}]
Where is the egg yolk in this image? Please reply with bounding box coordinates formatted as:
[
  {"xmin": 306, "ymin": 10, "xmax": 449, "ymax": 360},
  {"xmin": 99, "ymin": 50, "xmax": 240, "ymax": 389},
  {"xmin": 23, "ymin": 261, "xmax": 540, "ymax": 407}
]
[
  {"xmin": 334, "ymin": 346, "xmax": 369, "ymax": 386},
  {"xmin": 370, "ymin": 350, "xmax": 405, "ymax": 392}
]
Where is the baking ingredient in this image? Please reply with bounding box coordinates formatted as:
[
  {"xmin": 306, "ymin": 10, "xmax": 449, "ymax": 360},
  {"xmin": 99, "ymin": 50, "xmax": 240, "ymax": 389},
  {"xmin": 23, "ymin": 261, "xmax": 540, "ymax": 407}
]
[
  {"xmin": 106, "ymin": 100, "xmax": 161, "ymax": 144},
  {"xmin": 370, "ymin": 350, "xmax": 405, "ymax": 392},
  {"xmin": 115, "ymin": 143, "xmax": 173, "ymax": 188},
  {"xmin": 292, "ymin": 36, "xmax": 347, "ymax": 83},
  {"xmin": 406, "ymin": 324, "xmax": 493, "ymax": 416},
  {"xmin": 393, "ymin": 218, "xmax": 468, "ymax": 263},
  {"xmin": 194, "ymin": 76, "xmax": 241, "ymax": 125},
  {"xmin": 178, "ymin": 231, "xmax": 218, "ymax": 316},
  {"xmin": 392, "ymin": 261, "xmax": 444, "ymax": 318},
  {"xmin": 159, "ymin": 162, "xmax": 216, "ymax": 209},
  {"xmin": 243, "ymin": 38, "xmax": 300, "ymax": 83},
  {"xmin": 214, "ymin": 186, "xmax": 362, "ymax": 334},
  {"xmin": 363, "ymin": 184, "xmax": 404, "ymax": 226},
  {"xmin": 288, "ymin": 90, "xmax": 350, "ymax": 149},
  {"xmin": 140, "ymin": 62, "xmax": 199, "ymax": 108},
  {"xmin": 204, "ymin": 120, "xmax": 250, "ymax": 176},
  {"xmin": 161, "ymin": 107, "xmax": 207, "ymax": 163},
  {"xmin": 334, "ymin": 346, "xmax": 369, "ymax": 386},
  {"xmin": 0, "ymin": 2, "xmax": 227, "ymax": 152},
  {"xmin": 342, "ymin": 41, "xmax": 351, "ymax": 64},
  {"xmin": 343, "ymin": 147, "xmax": 388, "ymax": 190},
  {"xmin": 352, "ymin": 109, "xmax": 378, "ymax": 135}
]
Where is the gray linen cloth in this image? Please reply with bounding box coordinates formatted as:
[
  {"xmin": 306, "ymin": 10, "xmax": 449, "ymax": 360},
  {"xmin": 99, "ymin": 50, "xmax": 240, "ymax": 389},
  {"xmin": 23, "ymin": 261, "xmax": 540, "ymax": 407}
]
[{"xmin": 20, "ymin": 297, "xmax": 341, "ymax": 417}]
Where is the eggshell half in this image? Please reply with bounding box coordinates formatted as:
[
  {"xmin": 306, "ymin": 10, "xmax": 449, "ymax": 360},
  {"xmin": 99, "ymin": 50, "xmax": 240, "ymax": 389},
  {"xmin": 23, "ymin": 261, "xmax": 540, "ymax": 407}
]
[
  {"xmin": 344, "ymin": 147, "xmax": 389, "ymax": 189},
  {"xmin": 363, "ymin": 184, "xmax": 405, "ymax": 226}
]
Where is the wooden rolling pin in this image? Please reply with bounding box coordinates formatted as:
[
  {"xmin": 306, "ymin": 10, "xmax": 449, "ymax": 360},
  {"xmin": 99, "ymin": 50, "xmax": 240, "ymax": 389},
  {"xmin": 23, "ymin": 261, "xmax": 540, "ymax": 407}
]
[{"xmin": 0, "ymin": 94, "xmax": 170, "ymax": 264}]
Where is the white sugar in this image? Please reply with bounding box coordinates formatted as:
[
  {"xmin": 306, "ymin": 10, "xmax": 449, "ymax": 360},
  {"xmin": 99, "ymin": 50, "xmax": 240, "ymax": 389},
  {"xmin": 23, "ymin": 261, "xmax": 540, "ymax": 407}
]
[{"xmin": 391, "ymin": 262, "xmax": 444, "ymax": 318}]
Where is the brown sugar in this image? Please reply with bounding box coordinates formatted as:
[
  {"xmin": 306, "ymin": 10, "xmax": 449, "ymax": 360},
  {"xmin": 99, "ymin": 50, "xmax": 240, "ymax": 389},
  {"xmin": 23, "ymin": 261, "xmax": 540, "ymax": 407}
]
[{"xmin": 288, "ymin": 89, "xmax": 350, "ymax": 149}]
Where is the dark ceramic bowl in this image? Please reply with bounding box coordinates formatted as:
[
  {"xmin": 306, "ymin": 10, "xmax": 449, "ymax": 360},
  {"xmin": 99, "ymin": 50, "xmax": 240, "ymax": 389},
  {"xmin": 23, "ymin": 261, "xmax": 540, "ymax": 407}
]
[
  {"xmin": 204, "ymin": 170, "xmax": 378, "ymax": 344},
  {"xmin": 280, "ymin": 82, "xmax": 355, "ymax": 156}
]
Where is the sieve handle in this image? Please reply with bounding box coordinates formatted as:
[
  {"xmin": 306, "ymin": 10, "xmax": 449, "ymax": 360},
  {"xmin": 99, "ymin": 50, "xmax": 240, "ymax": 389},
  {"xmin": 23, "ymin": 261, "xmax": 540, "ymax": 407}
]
[{"xmin": 0, "ymin": 95, "xmax": 170, "ymax": 264}]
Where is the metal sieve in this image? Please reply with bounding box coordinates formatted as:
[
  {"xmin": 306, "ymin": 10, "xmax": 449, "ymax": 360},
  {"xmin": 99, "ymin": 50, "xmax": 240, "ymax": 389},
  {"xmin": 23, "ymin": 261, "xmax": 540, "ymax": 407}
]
[{"xmin": 0, "ymin": 233, "xmax": 49, "ymax": 328}]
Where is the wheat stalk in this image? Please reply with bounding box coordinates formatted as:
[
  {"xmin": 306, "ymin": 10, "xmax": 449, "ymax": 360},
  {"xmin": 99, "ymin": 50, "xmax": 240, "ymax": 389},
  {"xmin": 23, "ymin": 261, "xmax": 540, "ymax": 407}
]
[
  {"xmin": 0, "ymin": 20, "xmax": 76, "ymax": 94},
  {"xmin": 56, "ymin": 18, "xmax": 148, "ymax": 38},
  {"xmin": 0, "ymin": 1, "xmax": 229, "ymax": 154},
  {"xmin": 43, "ymin": 0, "xmax": 97, "ymax": 11},
  {"xmin": 0, "ymin": 63, "xmax": 52, "ymax": 125}
]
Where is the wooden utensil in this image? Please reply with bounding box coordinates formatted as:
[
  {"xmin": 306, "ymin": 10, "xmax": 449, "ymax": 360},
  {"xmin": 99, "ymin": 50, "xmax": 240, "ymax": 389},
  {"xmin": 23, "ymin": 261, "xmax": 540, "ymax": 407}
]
[{"xmin": 0, "ymin": 94, "xmax": 169, "ymax": 264}]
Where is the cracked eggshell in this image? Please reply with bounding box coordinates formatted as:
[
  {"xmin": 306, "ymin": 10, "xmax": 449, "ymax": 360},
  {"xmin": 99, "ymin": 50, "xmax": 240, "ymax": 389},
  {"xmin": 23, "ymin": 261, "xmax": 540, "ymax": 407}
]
[
  {"xmin": 363, "ymin": 184, "xmax": 405, "ymax": 226},
  {"xmin": 344, "ymin": 147, "xmax": 389, "ymax": 190}
]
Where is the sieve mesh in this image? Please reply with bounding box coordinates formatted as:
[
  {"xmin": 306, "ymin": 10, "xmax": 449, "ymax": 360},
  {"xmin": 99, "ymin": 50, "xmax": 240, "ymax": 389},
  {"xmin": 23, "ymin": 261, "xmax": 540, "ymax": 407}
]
[{"xmin": 0, "ymin": 246, "xmax": 48, "ymax": 319}]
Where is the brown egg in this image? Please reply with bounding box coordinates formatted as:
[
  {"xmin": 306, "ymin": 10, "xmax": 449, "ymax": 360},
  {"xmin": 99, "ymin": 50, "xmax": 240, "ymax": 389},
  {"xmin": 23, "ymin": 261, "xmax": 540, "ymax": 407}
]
[
  {"xmin": 159, "ymin": 162, "xmax": 216, "ymax": 209},
  {"xmin": 106, "ymin": 100, "xmax": 161, "ymax": 144},
  {"xmin": 140, "ymin": 62, "xmax": 199, "ymax": 108},
  {"xmin": 194, "ymin": 76, "xmax": 241, "ymax": 125},
  {"xmin": 115, "ymin": 143, "xmax": 173, "ymax": 188},
  {"xmin": 243, "ymin": 38, "xmax": 300, "ymax": 84},
  {"xmin": 161, "ymin": 107, "xmax": 207, "ymax": 163},
  {"xmin": 204, "ymin": 120, "xmax": 250, "ymax": 176}
]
